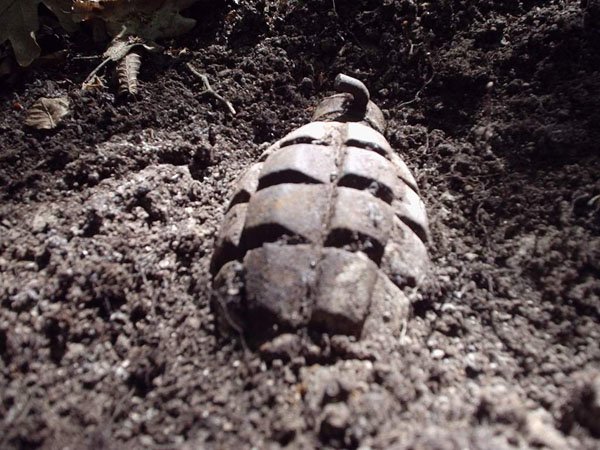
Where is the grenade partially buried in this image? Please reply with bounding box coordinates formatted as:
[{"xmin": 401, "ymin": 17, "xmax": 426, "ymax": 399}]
[{"xmin": 209, "ymin": 74, "xmax": 430, "ymax": 345}]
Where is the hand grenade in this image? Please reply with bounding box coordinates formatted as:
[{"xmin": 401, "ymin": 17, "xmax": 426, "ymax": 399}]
[{"xmin": 210, "ymin": 75, "xmax": 430, "ymax": 345}]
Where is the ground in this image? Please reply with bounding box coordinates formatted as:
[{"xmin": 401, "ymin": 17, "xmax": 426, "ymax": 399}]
[{"xmin": 0, "ymin": 0, "xmax": 599, "ymax": 448}]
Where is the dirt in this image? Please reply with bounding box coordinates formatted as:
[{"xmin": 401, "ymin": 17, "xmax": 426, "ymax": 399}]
[{"xmin": 0, "ymin": 0, "xmax": 599, "ymax": 448}]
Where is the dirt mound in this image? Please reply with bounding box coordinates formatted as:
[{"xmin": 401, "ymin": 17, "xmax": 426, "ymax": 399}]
[{"xmin": 1, "ymin": 0, "xmax": 598, "ymax": 448}]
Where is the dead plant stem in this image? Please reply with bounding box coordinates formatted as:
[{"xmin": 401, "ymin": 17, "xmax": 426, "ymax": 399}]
[{"xmin": 187, "ymin": 63, "xmax": 236, "ymax": 115}]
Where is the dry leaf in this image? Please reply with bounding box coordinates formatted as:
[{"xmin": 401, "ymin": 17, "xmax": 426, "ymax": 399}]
[
  {"xmin": 0, "ymin": 0, "xmax": 42, "ymax": 66},
  {"xmin": 82, "ymin": 73, "xmax": 106, "ymax": 91},
  {"xmin": 82, "ymin": 35, "xmax": 157, "ymax": 88},
  {"xmin": 104, "ymin": 35, "xmax": 158, "ymax": 62},
  {"xmin": 104, "ymin": 36, "xmax": 138, "ymax": 61},
  {"xmin": 2, "ymin": 0, "xmax": 197, "ymax": 67},
  {"xmin": 0, "ymin": 0, "xmax": 77, "ymax": 67},
  {"xmin": 116, "ymin": 51, "xmax": 141, "ymax": 96},
  {"xmin": 73, "ymin": 0, "xmax": 200, "ymax": 40},
  {"xmin": 43, "ymin": 0, "xmax": 79, "ymax": 32},
  {"xmin": 24, "ymin": 96, "xmax": 70, "ymax": 130},
  {"xmin": 73, "ymin": 0, "xmax": 166, "ymax": 20}
]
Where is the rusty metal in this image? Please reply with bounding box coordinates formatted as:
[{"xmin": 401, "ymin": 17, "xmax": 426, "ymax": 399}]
[{"xmin": 210, "ymin": 74, "xmax": 430, "ymax": 344}]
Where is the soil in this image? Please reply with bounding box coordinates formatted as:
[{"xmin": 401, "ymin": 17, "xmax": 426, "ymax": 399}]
[{"xmin": 1, "ymin": 0, "xmax": 599, "ymax": 449}]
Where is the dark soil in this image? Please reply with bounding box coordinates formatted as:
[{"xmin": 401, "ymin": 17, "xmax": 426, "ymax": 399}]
[{"xmin": 1, "ymin": 0, "xmax": 599, "ymax": 448}]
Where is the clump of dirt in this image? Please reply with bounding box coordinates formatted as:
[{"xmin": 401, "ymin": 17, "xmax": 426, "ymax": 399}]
[{"xmin": 1, "ymin": 0, "xmax": 599, "ymax": 448}]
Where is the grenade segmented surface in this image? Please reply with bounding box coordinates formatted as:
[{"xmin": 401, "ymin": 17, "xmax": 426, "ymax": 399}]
[{"xmin": 210, "ymin": 119, "xmax": 430, "ymax": 342}]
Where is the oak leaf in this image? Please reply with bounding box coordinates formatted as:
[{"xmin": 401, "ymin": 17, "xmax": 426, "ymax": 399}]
[
  {"xmin": 0, "ymin": 0, "xmax": 42, "ymax": 66},
  {"xmin": 0, "ymin": 0, "xmax": 77, "ymax": 66},
  {"xmin": 44, "ymin": 0, "xmax": 79, "ymax": 33},
  {"xmin": 73, "ymin": 0, "xmax": 199, "ymax": 40}
]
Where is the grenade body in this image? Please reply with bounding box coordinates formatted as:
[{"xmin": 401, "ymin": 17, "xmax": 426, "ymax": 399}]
[{"xmin": 210, "ymin": 83, "xmax": 430, "ymax": 343}]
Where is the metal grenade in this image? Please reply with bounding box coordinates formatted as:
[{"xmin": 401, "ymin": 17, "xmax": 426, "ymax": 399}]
[{"xmin": 210, "ymin": 74, "xmax": 430, "ymax": 345}]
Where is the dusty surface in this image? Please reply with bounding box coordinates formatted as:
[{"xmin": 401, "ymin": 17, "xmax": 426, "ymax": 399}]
[{"xmin": 1, "ymin": 0, "xmax": 599, "ymax": 448}]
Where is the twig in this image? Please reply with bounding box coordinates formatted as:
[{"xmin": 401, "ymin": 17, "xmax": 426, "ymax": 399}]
[
  {"xmin": 399, "ymin": 51, "xmax": 436, "ymax": 109},
  {"xmin": 72, "ymin": 55, "xmax": 102, "ymax": 61},
  {"xmin": 83, "ymin": 57, "xmax": 109, "ymax": 81},
  {"xmin": 398, "ymin": 69, "xmax": 435, "ymax": 108},
  {"xmin": 82, "ymin": 57, "xmax": 112, "ymax": 87},
  {"xmin": 82, "ymin": 28, "xmax": 128, "ymax": 87},
  {"xmin": 186, "ymin": 63, "xmax": 236, "ymax": 115}
]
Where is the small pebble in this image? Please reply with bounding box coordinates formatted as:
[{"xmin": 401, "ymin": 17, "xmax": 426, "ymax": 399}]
[{"xmin": 431, "ymin": 349, "xmax": 445, "ymax": 359}]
